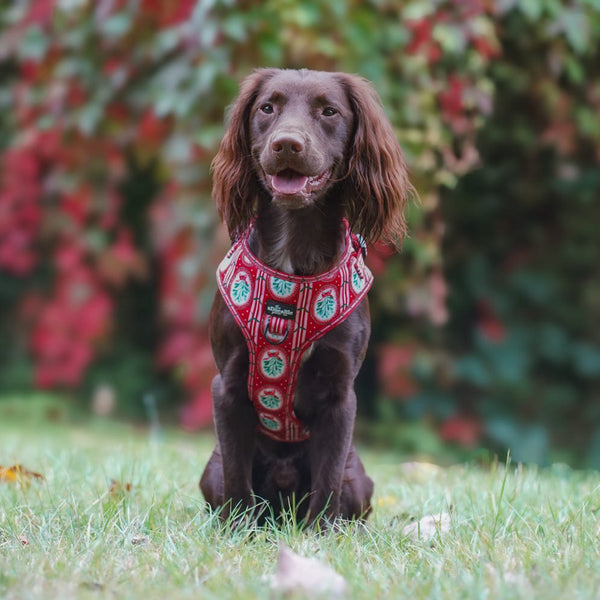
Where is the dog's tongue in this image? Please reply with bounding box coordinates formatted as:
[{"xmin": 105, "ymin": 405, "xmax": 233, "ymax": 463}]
[{"xmin": 270, "ymin": 170, "xmax": 309, "ymax": 195}]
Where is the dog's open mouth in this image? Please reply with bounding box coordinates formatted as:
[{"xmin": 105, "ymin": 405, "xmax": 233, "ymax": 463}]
[{"xmin": 267, "ymin": 169, "xmax": 331, "ymax": 198}]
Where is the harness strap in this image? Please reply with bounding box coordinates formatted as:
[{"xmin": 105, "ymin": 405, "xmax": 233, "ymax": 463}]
[{"xmin": 216, "ymin": 221, "xmax": 373, "ymax": 442}]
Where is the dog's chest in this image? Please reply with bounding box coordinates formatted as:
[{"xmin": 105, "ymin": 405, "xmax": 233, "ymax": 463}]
[{"xmin": 216, "ymin": 224, "xmax": 373, "ymax": 442}]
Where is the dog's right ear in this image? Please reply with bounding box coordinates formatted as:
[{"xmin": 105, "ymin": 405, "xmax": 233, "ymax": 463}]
[{"xmin": 211, "ymin": 69, "xmax": 276, "ymax": 241}]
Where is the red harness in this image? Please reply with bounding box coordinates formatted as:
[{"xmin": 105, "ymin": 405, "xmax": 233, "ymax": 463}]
[{"xmin": 216, "ymin": 222, "xmax": 373, "ymax": 442}]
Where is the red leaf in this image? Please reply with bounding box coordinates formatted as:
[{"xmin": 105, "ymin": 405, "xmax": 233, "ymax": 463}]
[
  {"xmin": 24, "ymin": 0, "xmax": 56, "ymax": 26},
  {"xmin": 377, "ymin": 343, "xmax": 419, "ymax": 398},
  {"xmin": 141, "ymin": 0, "xmax": 195, "ymax": 27},
  {"xmin": 439, "ymin": 76, "xmax": 465, "ymax": 120},
  {"xmin": 440, "ymin": 416, "xmax": 482, "ymax": 448},
  {"xmin": 476, "ymin": 300, "xmax": 506, "ymax": 343},
  {"xmin": 406, "ymin": 19, "xmax": 433, "ymax": 55},
  {"xmin": 180, "ymin": 389, "xmax": 213, "ymax": 431},
  {"xmin": 138, "ymin": 109, "xmax": 170, "ymax": 145}
]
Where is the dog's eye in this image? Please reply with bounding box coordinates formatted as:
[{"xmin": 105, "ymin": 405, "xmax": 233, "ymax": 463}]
[
  {"xmin": 260, "ymin": 103, "xmax": 274, "ymax": 114},
  {"xmin": 322, "ymin": 107, "xmax": 338, "ymax": 117}
]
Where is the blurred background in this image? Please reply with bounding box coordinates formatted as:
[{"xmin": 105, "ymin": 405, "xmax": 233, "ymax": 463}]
[{"xmin": 0, "ymin": 0, "xmax": 599, "ymax": 467}]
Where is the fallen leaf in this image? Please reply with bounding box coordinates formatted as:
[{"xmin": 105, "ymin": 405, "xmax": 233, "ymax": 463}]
[
  {"xmin": 80, "ymin": 582, "xmax": 105, "ymax": 592},
  {"xmin": 109, "ymin": 479, "xmax": 132, "ymax": 495},
  {"xmin": 486, "ymin": 564, "xmax": 533, "ymax": 594},
  {"xmin": 400, "ymin": 462, "xmax": 442, "ymax": 481},
  {"xmin": 0, "ymin": 465, "xmax": 44, "ymax": 483},
  {"xmin": 271, "ymin": 544, "xmax": 348, "ymax": 598},
  {"xmin": 131, "ymin": 535, "xmax": 149, "ymax": 546},
  {"xmin": 402, "ymin": 512, "xmax": 451, "ymax": 541}
]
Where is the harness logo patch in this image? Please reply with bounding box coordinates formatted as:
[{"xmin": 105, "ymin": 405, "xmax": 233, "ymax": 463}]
[
  {"xmin": 265, "ymin": 299, "xmax": 296, "ymax": 320},
  {"xmin": 313, "ymin": 286, "xmax": 337, "ymax": 322}
]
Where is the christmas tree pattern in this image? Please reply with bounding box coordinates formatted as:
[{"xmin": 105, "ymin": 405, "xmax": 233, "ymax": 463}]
[
  {"xmin": 352, "ymin": 266, "xmax": 365, "ymax": 292},
  {"xmin": 314, "ymin": 289, "xmax": 336, "ymax": 321},
  {"xmin": 270, "ymin": 276, "xmax": 295, "ymax": 298},
  {"xmin": 230, "ymin": 272, "xmax": 251, "ymax": 305},
  {"xmin": 259, "ymin": 390, "xmax": 282, "ymax": 410},
  {"xmin": 261, "ymin": 350, "xmax": 286, "ymax": 379},
  {"xmin": 260, "ymin": 415, "xmax": 281, "ymax": 431}
]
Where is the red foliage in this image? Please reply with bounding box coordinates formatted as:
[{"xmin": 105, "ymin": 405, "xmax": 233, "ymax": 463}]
[
  {"xmin": 60, "ymin": 186, "xmax": 92, "ymax": 227},
  {"xmin": 0, "ymin": 0, "xmax": 504, "ymax": 432},
  {"xmin": 365, "ymin": 242, "xmax": 395, "ymax": 276},
  {"xmin": 440, "ymin": 415, "xmax": 482, "ymax": 448},
  {"xmin": 149, "ymin": 187, "xmax": 216, "ymax": 428},
  {"xmin": 138, "ymin": 109, "xmax": 171, "ymax": 147},
  {"xmin": 406, "ymin": 18, "xmax": 442, "ymax": 64},
  {"xmin": 377, "ymin": 343, "xmax": 419, "ymax": 398},
  {"xmin": 31, "ymin": 264, "xmax": 113, "ymax": 388},
  {"xmin": 24, "ymin": 0, "xmax": 56, "ymax": 26},
  {"xmin": 180, "ymin": 388, "xmax": 213, "ymax": 431},
  {"xmin": 140, "ymin": 0, "xmax": 195, "ymax": 28},
  {"xmin": 0, "ymin": 147, "xmax": 42, "ymax": 275},
  {"xmin": 476, "ymin": 299, "xmax": 507, "ymax": 343},
  {"xmin": 439, "ymin": 76, "xmax": 465, "ymax": 121}
]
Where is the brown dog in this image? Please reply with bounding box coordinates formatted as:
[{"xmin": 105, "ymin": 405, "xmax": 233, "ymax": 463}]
[{"xmin": 200, "ymin": 69, "xmax": 410, "ymax": 526}]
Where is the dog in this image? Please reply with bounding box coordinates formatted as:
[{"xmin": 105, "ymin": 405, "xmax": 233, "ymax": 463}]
[{"xmin": 200, "ymin": 68, "xmax": 411, "ymax": 526}]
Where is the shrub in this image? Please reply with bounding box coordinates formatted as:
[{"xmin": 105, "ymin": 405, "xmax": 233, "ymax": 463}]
[{"xmin": 0, "ymin": 1, "xmax": 598, "ymax": 464}]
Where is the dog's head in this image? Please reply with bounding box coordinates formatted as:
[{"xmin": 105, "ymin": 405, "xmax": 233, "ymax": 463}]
[{"xmin": 212, "ymin": 68, "xmax": 412, "ymax": 245}]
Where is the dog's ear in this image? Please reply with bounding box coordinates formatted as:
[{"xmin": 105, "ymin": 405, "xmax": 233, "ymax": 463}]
[
  {"xmin": 336, "ymin": 74, "xmax": 413, "ymax": 247},
  {"xmin": 212, "ymin": 69, "xmax": 276, "ymax": 240}
]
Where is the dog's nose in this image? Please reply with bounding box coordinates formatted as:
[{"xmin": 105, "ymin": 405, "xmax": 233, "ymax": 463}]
[{"xmin": 271, "ymin": 133, "xmax": 304, "ymax": 155}]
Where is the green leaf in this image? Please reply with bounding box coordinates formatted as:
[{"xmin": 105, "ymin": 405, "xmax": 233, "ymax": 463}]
[
  {"xmin": 100, "ymin": 13, "xmax": 132, "ymax": 39},
  {"xmin": 537, "ymin": 324, "xmax": 569, "ymax": 364},
  {"xmin": 571, "ymin": 343, "xmax": 600, "ymax": 377},
  {"xmin": 433, "ymin": 23, "xmax": 467, "ymax": 54},
  {"xmin": 18, "ymin": 26, "xmax": 49, "ymax": 60},
  {"xmin": 487, "ymin": 419, "xmax": 549, "ymax": 465},
  {"xmin": 519, "ymin": 0, "xmax": 543, "ymax": 21},
  {"xmin": 195, "ymin": 125, "xmax": 224, "ymax": 149},
  {"xmin": 561, "ymin": 9, "xmax": 590, "ymax": 54},
  {"xmin": 222, "ymin": 14, "xmax": 248, "ymax": 42},
  {"xmin": 453, "ymin": 356, "xmax": 490, "ymax": 387}
]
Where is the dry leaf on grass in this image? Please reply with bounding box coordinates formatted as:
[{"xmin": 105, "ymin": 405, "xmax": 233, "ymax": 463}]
[
  {"xmin": 402, "ymin": 512, "xmax": 451, "ymax": 541},
  {"xmin": 0, "ymin": 465, "xmax": 44, "ymax": 484},
  {"xmin": 109, "ymin": 479, "xmax": 132, "ymax": 495},
  {"xmin": 271, "ymin": 544, "xmax": 348, "ymax": 598},
  {"xmin": 399, "ymin": 462, "xmax": 442, "ymax": 481}
]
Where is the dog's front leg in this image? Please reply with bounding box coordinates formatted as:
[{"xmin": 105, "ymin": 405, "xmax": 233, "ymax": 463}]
[
  {"xmin": 306, "ymin": 389, "xmax": 355, "ymax": 525},
  {"xmin": 296, "ymin": 348, "xmax": 356, "ymax": 526},
  {"xmin": 212, "ymin": 350, "xmax": 258, "ymax": 519}
]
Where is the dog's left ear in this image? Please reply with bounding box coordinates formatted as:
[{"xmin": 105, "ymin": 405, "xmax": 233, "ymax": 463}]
[{"xmin": 336, "ymin": 74, "xmax": 413, "ymax": 247}]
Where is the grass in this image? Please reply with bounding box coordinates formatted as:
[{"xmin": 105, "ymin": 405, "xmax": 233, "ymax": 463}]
[{"xmin": 1, "ymin": 398, "xmax": 600, "ymax": 599}]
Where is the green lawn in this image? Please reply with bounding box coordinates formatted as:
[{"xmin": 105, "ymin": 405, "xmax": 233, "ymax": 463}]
[{"xmin": 1, "ymin": 397, "xmax": 600, "ymax": 599}]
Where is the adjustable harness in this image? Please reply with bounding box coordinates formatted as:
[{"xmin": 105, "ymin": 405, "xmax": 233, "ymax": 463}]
[{"xmin": 216, "ymin": 222, "xmax": 373, "ymax": 442}]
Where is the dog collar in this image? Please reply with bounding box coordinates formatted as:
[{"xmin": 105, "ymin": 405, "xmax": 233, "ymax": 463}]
[{"xmin": 216, "ymin": 221, "xmax": 373, "ymax": 442}]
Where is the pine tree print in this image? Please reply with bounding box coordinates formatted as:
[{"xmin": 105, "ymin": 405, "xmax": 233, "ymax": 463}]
[
  {"xmin": 352, "ymin": 268, "xmax": 365, "ymax": 292},
  {"xmin": 231, "ymin": 274, "xmax": 250, "ymax": 305},
  {"xmin": 314, "ymin": 290, "xmax": 336, "ymax": 321},
  {"xmin": 260, "ymin": 415, "xmax": 280, "ymax": 431},
  {"xmin": 261, "ymin": 351, "xmax": 285, "ymax": 378},
  {"xmin": 271, "ymin": 277, "xmax": 295, "ymax": 298},
  {"xmin": 259, "ymin": 391, "xmax": 281, "ymax": 410}
]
